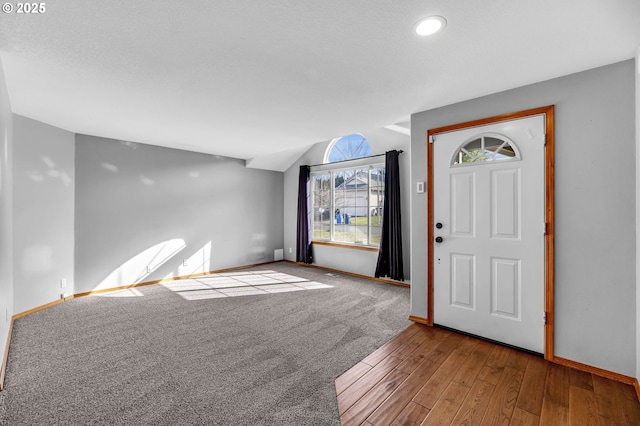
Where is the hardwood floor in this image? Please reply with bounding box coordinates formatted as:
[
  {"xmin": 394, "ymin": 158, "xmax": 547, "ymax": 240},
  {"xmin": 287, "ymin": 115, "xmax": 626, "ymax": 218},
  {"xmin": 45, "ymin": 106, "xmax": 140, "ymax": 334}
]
[{"xmin": 336, "ymin": 324, "xmax": 640, "ymax": 425}]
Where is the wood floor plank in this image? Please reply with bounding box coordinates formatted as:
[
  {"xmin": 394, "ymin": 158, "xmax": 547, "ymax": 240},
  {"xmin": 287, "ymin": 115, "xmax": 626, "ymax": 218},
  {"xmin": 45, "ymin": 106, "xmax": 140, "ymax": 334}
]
[
  {"xmin": 540, "ymin": 364, "xmax": 570, "ymax": 425},
  {"xmin": 423, "ymin": 324, "xmax": 453, "ymax": 341},
  {"xmin": 434, "ymin": 330, "xmax": 466, "ymax": 350},
  {"xmin": 389, "ymin": 401, "xmax": 430, "ymax": 426},
  {"xmin": 540, "ymin": 397, "xmax": 569, "ymax": 426},
  {"xmin": 480, "ymin": 366, "xmax": 524, "ymax": 426},
  {"xmin": 366, "ymin": 357, "xmax": 441, "ymax": 425},
  {"xmin": 592, "ymin": 373, "xmax": 637, "ymax": 401},
  {"xmin": 360, "ymin": 325, "xmax": 421, "ymax": 367},
  {"xmin": 335, "ymin": 361, "xmax": 372, "ymax": 396},
  {"xmin": 544, "ymin": 362, "xmax": 570, "ymax": 405},
  {"xmin": 340, "ymin": 368, "xmax": 409, "ymax": 426},
  {"xmin": 420, "ymin": 381, "xmax": 470, "ymax": 425},
  {"xmin": 594, "ymin": 391, "xmax": 627, "ymax": 425},
  {"xmin": 397, "ymin": 331, "xmax": 465, "ymax": 376},
  {"xmin": 509, "ymin": 407, "xmax": 540, "ymax": 426},
  {"xmin": 619, "ymin": 382, "xmax": 639, "ymax": 401},
  {"xmin": 569, "ymin": 368, "xmax": 593, "ymax": 391},
  {"xmin": 389, "ymin": 328, "xmax": 430, "ymax": 360},
  {"xmin": 453, "ymin": 340, "xmax": 494, "ymax": 387},
  {"xmin": 515, "ymin": 355, "xmax": 548, "ymax": 416},
  {"xmin": 337, "ymin": 355, "xmax": 403, "ymax": 415},
  {"xmin": 621, "ymin": 393, "xmax": 640, "ymax": 425},
  {"xmin": 477, "ymin": 344, "xmax": 512, "ymax": 385},
  {"xmin": 569, "ymin": 385, "xmax": 602, "ymax": 426},
  {"xmin": 395, "ymin": 337, "xmax": 443, "ymax": 375},
  {"xmin": 505, "ymin": 349, "xmax": 530, "ymax": 372},
  {"xmin": 456, "ymin": 335, "xmax": 481, "ymax": 355},
  {"xmin": 590, "ymin": 373, "xmax": 618, "ymax": 396},
  {"xmin": 450, "ymin": 379, "xmax": 496, "ymax": 425},
  {"xmin": 412, "ymin": 349, "xmax": 471, "ymax": 409}
]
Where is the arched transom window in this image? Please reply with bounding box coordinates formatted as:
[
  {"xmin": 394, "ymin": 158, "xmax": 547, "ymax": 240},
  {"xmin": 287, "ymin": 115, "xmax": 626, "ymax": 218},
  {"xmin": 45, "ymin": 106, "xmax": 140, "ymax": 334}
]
[
  {"xmin": 452, "ymin": 133, "xmax": 520, "ymax": 166},
  {"xmin": 324, "ymin": 133, "xmax": 372, "ymax": 163}
]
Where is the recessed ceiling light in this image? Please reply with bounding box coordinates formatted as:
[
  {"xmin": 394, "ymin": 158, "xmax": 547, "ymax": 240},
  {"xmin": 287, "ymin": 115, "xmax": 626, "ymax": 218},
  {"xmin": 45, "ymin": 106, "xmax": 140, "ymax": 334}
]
[{"xmin": 415, "ymin": 16, "xmax": 447, "ymax": 37}]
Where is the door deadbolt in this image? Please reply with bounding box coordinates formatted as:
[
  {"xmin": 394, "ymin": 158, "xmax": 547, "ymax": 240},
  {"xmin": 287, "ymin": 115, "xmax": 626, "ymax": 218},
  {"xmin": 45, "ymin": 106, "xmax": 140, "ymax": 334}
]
[{"xmin": 435, "ymin": 222, "xmax": 443, "ymax": 229}]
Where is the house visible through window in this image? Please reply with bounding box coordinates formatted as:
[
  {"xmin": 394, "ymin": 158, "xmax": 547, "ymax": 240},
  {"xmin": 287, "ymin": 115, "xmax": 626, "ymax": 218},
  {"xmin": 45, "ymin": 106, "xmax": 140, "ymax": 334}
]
[{"xmin": 312, "ymin": 134, "xmax": 383, "ymax": 247}]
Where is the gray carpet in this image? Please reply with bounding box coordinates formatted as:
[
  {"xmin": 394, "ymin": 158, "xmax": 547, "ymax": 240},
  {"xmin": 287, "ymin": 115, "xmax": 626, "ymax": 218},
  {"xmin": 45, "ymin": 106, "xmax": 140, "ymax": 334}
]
[{"xmin": 0, "ymin": 262, "xmax": 411, "ymax": 425}]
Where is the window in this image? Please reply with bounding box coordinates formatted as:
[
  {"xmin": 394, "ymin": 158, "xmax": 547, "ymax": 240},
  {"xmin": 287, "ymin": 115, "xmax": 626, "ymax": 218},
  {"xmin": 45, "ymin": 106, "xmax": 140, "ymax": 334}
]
[
  {"xmin": 452, "ymin": 134, "xmax": 519, "ymax": 165},
  {"xmin": 313, "ymin": 134, "xmax": 382, "ymax": 247},
  {"xmin": 324, "ymin": 133, "xmax": 372, "ymax": 163},
  {"xmin": 311, "ymin": 164, "xmax": 384, "ymax": 246}
]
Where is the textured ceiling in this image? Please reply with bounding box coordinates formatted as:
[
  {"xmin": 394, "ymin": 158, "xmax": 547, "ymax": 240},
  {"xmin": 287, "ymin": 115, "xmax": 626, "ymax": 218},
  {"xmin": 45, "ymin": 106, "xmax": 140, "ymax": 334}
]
[{"xmin": 1, "ymin": 1, "xmax": 639, "ymax": 171}]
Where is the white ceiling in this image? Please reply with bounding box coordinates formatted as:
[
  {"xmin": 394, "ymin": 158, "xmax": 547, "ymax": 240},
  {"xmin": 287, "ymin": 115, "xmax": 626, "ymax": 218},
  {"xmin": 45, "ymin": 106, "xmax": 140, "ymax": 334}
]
[{"xmin": 1, "ymin": 1, "xmax": 639, "ymax": 171}]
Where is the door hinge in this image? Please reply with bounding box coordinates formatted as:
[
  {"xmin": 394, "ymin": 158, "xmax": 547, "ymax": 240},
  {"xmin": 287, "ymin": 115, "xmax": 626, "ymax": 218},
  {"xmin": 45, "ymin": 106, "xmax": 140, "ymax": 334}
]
[
  {"xmin": 429, "ymin": 134, "xmax": 435, "ymax": 144},
  {"xmin": 543, "ymin": 312, "xmax": 547, "ymax": 325},
  {"xmin": 544, "ymin": 222, "xmax": 549, "ymax": 235}
]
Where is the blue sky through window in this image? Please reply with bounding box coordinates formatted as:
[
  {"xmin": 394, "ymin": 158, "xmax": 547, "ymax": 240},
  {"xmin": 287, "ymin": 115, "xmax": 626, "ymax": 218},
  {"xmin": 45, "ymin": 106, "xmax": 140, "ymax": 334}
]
[{"xmin": 327, "ymin": 134, "xmax": 371, "ymax": 163}]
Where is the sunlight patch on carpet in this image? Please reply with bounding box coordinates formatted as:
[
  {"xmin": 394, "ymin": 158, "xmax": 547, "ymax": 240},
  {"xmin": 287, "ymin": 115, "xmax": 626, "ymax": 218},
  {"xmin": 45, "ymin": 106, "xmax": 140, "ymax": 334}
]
[{"xmin": 161, "ymin": 269, "xmax": 333, "ymax": 300}]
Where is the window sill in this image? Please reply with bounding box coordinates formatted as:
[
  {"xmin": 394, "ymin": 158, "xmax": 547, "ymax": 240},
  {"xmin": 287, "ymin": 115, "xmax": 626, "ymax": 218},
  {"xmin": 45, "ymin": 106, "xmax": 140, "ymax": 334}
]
[{"xmin": 312, "ymin": 241, "xmax": 379, "ymax": 252}]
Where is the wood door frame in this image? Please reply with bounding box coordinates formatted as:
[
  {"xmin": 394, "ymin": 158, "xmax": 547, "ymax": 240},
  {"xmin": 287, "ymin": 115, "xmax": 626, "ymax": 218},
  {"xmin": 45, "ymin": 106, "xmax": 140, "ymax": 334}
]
[{"xmin": 427, "ymin": 105, "xmax": 555, "ymax": 360}]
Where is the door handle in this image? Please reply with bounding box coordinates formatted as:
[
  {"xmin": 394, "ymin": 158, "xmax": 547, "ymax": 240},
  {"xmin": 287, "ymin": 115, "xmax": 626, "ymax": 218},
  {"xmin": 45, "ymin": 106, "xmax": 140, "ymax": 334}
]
[{"xmin": 435, "ymin": 236, "xmax": 444, "ymax": 243}]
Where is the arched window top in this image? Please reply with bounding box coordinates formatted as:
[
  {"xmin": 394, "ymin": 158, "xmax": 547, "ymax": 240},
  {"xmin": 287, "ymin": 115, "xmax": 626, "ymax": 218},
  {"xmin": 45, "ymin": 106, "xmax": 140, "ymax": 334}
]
[
  {"xmin": 452, "ymin": 133, "xmax": 520, "ymax": 166},
  {"xmin": 324, "ymin": 133, "xmax": 372, "ymax": 163}
]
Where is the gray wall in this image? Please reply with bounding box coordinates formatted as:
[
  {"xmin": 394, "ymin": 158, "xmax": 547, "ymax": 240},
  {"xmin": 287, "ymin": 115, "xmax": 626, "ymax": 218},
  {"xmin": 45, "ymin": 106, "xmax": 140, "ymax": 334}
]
[
  {"xmin": 636, "ymin": 49, "xmax": 640, "ymax": 381},
  {"xmin": 13, "ymin": 115, "xmax": 75, "ymax": 313},
  {"xmin": 0, "ymin": 57, "xmax": 14, "ymax": 372},
  {"xmin": 75, "ymin": 135, "xmax": 284, "ymax": 294},
  {"xmin": 283, "ymin": 128, "xmax": 411, "ymax": 281},
  {"xmin": 411, "ymin": 60, "xmax": 636, "ymax": 376}
]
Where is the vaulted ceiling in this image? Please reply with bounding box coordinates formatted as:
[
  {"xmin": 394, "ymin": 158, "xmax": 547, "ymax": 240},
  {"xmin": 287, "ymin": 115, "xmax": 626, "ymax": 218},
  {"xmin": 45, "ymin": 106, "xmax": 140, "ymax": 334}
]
[{"xmin": 1, "ymin": 1, "xmax": 639, "ymax": 170}]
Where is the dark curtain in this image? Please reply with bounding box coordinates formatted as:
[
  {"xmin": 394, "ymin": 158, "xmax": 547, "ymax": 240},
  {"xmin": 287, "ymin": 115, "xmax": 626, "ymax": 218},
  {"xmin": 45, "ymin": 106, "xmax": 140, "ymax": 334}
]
[
  {"xmin": 296, "ymin": 165, "xmax": 313, "ymax": 264},
  {"xmin": 375, "ymin": 150, "xmax": 404, "ymax": 281}
]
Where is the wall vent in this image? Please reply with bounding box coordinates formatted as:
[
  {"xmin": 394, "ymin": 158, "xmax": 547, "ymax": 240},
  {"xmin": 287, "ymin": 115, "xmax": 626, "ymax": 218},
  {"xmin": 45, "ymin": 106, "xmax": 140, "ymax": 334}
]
[{"xmin": 274, "ymin": 249, "xmax": 284, "ymax": 261}]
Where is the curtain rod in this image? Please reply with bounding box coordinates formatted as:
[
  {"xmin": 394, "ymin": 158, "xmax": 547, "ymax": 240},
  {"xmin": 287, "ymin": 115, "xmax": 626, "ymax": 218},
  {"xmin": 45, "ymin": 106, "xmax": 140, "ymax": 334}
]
[{"xmin": 307, "ymin": 150, "xmax": 403, "ymax": 168}]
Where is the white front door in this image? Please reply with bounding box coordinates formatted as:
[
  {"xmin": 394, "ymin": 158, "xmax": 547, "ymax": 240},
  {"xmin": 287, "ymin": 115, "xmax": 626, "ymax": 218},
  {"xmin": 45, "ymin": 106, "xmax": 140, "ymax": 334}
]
[{"xmin": 432, "ymin": 114, "xmax": 545, "ymax": 353}]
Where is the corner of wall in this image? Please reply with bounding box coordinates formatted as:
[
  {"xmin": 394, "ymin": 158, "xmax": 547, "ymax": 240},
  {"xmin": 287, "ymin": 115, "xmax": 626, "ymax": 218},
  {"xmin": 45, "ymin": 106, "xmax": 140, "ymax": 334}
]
[
  {"xmin": 0, "ymin": 54, "xmax": 15, "ymax": 389},
  {"xmin": 635, "ymin": 46, "xmax": 640, "ymax": 382},
  {"xmin": 12, "ymin": 116, "xmax": 75, "ymax": 314}
]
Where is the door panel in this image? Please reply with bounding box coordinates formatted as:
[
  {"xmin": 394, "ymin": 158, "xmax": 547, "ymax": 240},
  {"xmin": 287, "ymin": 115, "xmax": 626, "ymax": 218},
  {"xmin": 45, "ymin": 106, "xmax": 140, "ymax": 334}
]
[
  {"xmin": 491, "ymin": 169, "xmax": 520, "ymax": 239},
  {"xmin": 491, "ymin": 257, "xmax": 520, "ymax": 319},
  {"xmin": 451, "ymin": 253, "xmax": 475, "ymax": 309},
  {"xmin": 451, "ymin": 172, "xmax": 475, "ymax": 237},
  {"xmin": 433, "ymin": 115, "xmax": 545, "ymax": 353}
]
